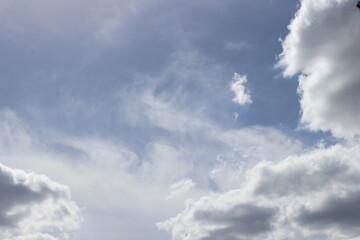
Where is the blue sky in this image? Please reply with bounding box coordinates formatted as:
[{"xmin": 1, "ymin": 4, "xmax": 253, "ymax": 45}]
[
  {"xmin": 0, "ymin": 0, "xmax": 360, "ymax": 240},
  {"xmin": 0, "ymin": 0, "xmax": 300, "ymax": 134}
]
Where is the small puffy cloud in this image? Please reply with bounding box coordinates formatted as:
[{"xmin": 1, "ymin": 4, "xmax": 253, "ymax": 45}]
[
  {"xmin": 230, "ymin": 73, "xmax": 252, "ymax": 106},
  {"xmin": 0, "ymin": 163, "xmax": 82, "ymax": 240},
  {"xmin": 158, "ymin": 143, "xmax": 360, "ymax": 240},
  {"xmin": 277, "ymin": 0, "xmax": 360, "ymax": 138}
]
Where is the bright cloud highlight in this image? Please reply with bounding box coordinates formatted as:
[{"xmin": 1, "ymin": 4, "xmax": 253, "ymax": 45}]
[
  {"xmin": 278, "ymin": 0, "xmax": 360, "ymax": 138},
  {"xmin": 230, "ymin": 73, "xmax": 252, "ymax": 106}
]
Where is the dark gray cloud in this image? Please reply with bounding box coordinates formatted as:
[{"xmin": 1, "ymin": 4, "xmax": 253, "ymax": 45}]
[
  {"xmin": 0, "ymin": 170, "xmax": 47, "ymax": 226},
  {"xmin": 195, "ymin": 204, "xmax": 276, "ymax": 240},
  {"xmin": 297, "ymin": 191, "xmax": 360, "ymax": 234},
  {"xmin": 0, "ymin": 163, "xmax": 81, "ymax": 239}
]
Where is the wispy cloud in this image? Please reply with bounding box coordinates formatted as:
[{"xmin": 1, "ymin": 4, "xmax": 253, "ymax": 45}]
[
  {"xmin": 166, "ymin": 179, "xmax": 195, "ymax": 200},
  {"xmin": 224, "ymin": 41, "xmax": 250, "ymax": 51}
]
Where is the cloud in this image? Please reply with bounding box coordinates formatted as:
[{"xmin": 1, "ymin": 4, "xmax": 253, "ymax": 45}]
[
  {"xmin": 158, "ymin": 143, "xmax": 360, "ymax": 240},
  {"xmin": 277, "ymin": 0, "xmax": 360, "ymax": 138},
  {"xmin": 209, "ymin": 126, "xmax": 303, "ymax": 191},
  {"xmin": 0, "ymin": 109, "xmax": 201, "ymax": 240},
  {"xmin": 0, "ymin": 105, "xmax": 305, "ymax": 240},
  {"xmin": 230, "ymin": 73, "xmax": 252, "ymax": 106},
  {"xmin": 0, "ymin": 109, "xmax": 33, "ymax": 153},
  {"xmin": 0, "ymin": 163, "xmax": 81, "ymax": 240},
  {"xmin": 297, "ymin": 191, "xmax": 360, "ymax": 235},
  {"xmin": 166, "ymin": 179, "xmax": 195, "ymax": 200},
  {"xmin": 10, "ymin": 233, "xmax": 58, "ymax": 240},
  {"xmin": 252, "ymin": 144, "xmax": 360, "ymax": 197},
  {"xmin": 194, "ymin": 204, "xmax": 276, "ymax": 240},
  {"xmin": 158, "ymin": 189, "xmax": 278, "ymax": 240},
  {"xmin": 224, "ymin": 41, "xmax": 249, "ymax": 51},
  {"xmin": 138, "ymin": 89, "xmax": 214, "ymax": 134}
]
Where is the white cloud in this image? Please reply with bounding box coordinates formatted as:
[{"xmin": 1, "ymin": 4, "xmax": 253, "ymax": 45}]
[
  {"xmin": 0, "ymin": 163, "xmax": 81, "ymax": 240},
  {"xmin": 139, "ymin": 89, "xmax": 213, "ymax": 134},
  {"xmin": 0, "ymin": 109, "xmax": 34, "ymax": 153},
  {"xmin": 0, "ymin": 104, "xmax": 306, "ymax": 239},
  {"xmin": 230, "ymin": 73, "xmax": 252, "ymax": 106},
  {"xmin": 209, "ymin": 126, "xmax": 303, "ymax": 191},
  {"xmin": 158, "ymin": 143, "xmax": 360, "ymax": 240},
  {"xmin": 10, "ymin": 233, "xmax": 58, "ymax": 240},
  {"xmin": 117, "ymin": 49, "xmax": 227, "ymax": 135},
  {"xmin": 0, "ymin": 110, "xmax": 200, "ymax": 240},
  {"xmin": 277, "ymin": 0, "xmax": 360, "ymax": 138},
  {"xmin": 166, "ymin": 179, "xmax": 195, "ymax": 200}
]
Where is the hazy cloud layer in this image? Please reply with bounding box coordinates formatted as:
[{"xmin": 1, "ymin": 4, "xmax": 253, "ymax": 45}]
[
  {"xmin": 278, "ymin": 0, "xmax": 360, "ymax": 138},
  {"xmin": 0, "ymin": 163, "xmax": 81, "ymax": 240}
]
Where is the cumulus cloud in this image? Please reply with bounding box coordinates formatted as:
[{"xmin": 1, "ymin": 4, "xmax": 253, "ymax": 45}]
[
  {"xmin": 193, "ymin": 204, "xmax": 276, "ymax": 240},
  {"xmin": 158, "ymin": 143, "xmax": 360, "ymax": 240},
  {"xmin": 0, "ymin": 163, "xmax": 81, "ymax": 240},
  {"xmin": 295, "ymin": 191, "xmax": 360, "ymax": 240},
  {"xmin": 230, "ymin": 73, "xmax": 252, "ymax": 106},
  {"xmin": 158, "ymin": 190, "xmax": 276, "ymax": 240},
  {"xmin": 278, "ymin": 0, "xmax": 360, "ymax": 138}
]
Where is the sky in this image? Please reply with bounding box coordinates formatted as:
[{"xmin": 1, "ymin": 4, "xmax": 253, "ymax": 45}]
[{"xmin": 0, "ymin": 0, "xmax": 360, "ymax": 239}]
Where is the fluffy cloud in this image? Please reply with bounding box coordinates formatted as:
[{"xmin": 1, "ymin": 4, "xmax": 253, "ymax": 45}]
[
  {"xmin": 230, "ymin": 73, "xmax": 252, "ymax": 106},
  {"xmin": 278, "ymin": 0, "xmax": 360, "ymax": 138},
  {"xmin": 0, "ymin": 163, "xmax": 81, "ymax": 240},
  {"xmin": 158, "ymin": 143, "xmax": 360, "ymax": 240}
]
